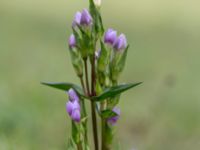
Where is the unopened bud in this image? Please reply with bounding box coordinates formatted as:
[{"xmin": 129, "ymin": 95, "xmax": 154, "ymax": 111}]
[
  {"xmin": 68, "ymin": 34, "xmax": 76, "ymax": 49},
  {"xmin": 80, "ymin": 9, "xmax": 92, "ymax": 26},
  {"xmin": 94, "ymin": 0, "xmax": 101, "ymax": 7},
  {"xmin": 104, "ymin": 28, "xmax": 117, "ymax": 45},
  {"xmin": 107, "ymin": 107, "xmax": 120, "ymax": 125},
  {"xmin": 68, "ymin": 88, "xmax": 79, "ymax": 102},
  {"xmin": 113, "ymin": 34, "xmax": 127, "ymax": 51}
]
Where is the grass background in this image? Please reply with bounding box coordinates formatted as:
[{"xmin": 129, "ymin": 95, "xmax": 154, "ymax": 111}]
[{"xmin": 0, "ymin": 0, "xmax": 200, "ymax": 149}]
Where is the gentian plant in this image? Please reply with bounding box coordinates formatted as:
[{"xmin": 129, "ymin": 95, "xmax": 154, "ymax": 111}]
[{"xmin": 42, "ymin": 0, "xmax": 142, "ymax": 149}]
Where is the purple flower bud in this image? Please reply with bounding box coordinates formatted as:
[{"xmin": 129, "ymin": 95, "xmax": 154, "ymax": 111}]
[
  {"xmin": 113, "ymin": 34, "xmax": 127, "ymax": 51},
  {"xmin": 107, "ymin": 107, "xmax": 120, "ymax": 125},
  {"xmin": 68, "ymin": 34, "xmax": 76, "ymax": 48},
  {"xmin": 68, "ymin": 88, "xmax": 79, "ymax": 102},
  {"xmin": 66, "ymin": 101, "xmax": 80, "ymax": 115},
  {"xmin": 66, "ymin": 101, "xmax": 73, "ymax": 115},
  {"xmin": 104, "ymin": 29, "xmax": 117, "ymax": 45},
  {"xmin": 66, "ymin": 100, "xmax": 81, "ymax": 122},
  {"xmin": 72, "ymin": 11, "xmax": 81, "ymax": 27},
  {"xmin": 80, "ymin": 9, "xmax": 92, "ymax": 26},
  {"xmin": 71, "ymin": 109, "xmax": 81, "ymax": 122}
]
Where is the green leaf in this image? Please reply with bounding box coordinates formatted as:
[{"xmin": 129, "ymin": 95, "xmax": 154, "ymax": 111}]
[
  {"xmin": 41, "ymin": 82, "xmax": 84, "ymax": 96},
  {"xmin": 92, "ymin": 82, "xmax": 142, "ymax": 101},
  {"xmin": 101, "ymin": 109, "xmax": 118, "ymax": 119},
  {"xmin": 89, "ymin": 0, "xmax": 104, "ymax": 38}
]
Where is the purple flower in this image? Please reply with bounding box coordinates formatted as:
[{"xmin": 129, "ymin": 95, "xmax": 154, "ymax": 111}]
[
  {"xmin": 71, "ymin": 109, "xmax": 81, "ymax": 122},
  {"xmin": 107, "ymin": 107, "xmax": 120, "ymax": 125},
  {"xmin": 80, "ymin": 9, "xmax": 92, "ymax": 26},
  {"xmin": 72, "ymin": 11, "xmax": 81, "ymax": 27},
  {"xmin": 68, "ymin": 88, "xmax": 79, "ymax": 102},
  {"xmin": 66, "ymin": 101, "xmax": 80, "ymax": 116},
  {"xmin": 113, "ymin": 34, "xmax": 127, "ymax": 51},
  {"xmin": 68, "ymin": 34, "xmax": 76, "ymax": 48},
  {"xmin": 72, "ymin": 9, "xmax": 92, "ymax": 27},
  {"xmin": 66, "ymin": 89, "xmax": 81, "ymax": 122},
  {"xmin": 104, "ymin": 28, "xmax": 117, "ymax": 45},
  {"xmin": 66, "ymin": 101, "xmax": 74, "ymax": 115},
  {"xmin": 66, "ymin": 100, "xmax": 81, "ymax": 123}
]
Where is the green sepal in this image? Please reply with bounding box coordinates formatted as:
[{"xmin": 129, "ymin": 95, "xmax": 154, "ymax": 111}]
[
  {"xmin": 69, "ymin": 48, "xmax": 83, "ymax": 77},
  {"xmin": 66, "ymin": 138, "xmax": 76, "ymax": 150},
  {"xmin": 117, "ymin": 45, "xmax": 129, "ymax": 73},
  {"xmin": 72, "ymin": 27, "xmax": 89, "ymax": 59},
  {"xmin": 107, "ymin": 95, "xmax": 120, "ymax": 109},
  {"xmin": 92, "ymin": 82, "xmax": 142, "ymax": 101},
  {"xmin": 95, "ymin": 79, "xmax": 103, "ymax": 95},
  {"xmin": 101, "ymin": 109, "xmax": 118, "ymax": 119},
  {"xmin": 111, "ymin": 45, "xmax": 129, "ymax": 81},
  {"xmin": 97, "ymin": 41, "xmax": 109, "ymax": 72},
  {"xmin": 72, "ymin": 121, "xmax": 80, "ymax": 144},
  {"xmin": 89, "ymin": 0, "xmax": 104, "ymax": 39},
  {"xmin": 72, "ymin": 28, "xmax": 82, "ymax": 50}
]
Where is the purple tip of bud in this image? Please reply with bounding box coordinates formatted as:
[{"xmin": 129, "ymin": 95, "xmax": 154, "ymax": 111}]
[
  {"xmin": 71, "ymin": 109, "xmax": 81, "ymax": 122},
  {"xmin": 107, "ymin": 107, "xmax": 121, "ymax": 125},
  {"xmin": 113, "ymin": 34, "xmax": 127, "ymax": 51},
  {"xmin": 66, "ymin": 100, "xmax": 81, "ymax": 122},
  {"xmin": 72, "ymin": 11, "xmax": 81, "ymax": 27},
  {"xmin": 68, "ymin": 88, "xmax": 79, "ymax": 102},
  {"xmin": 68, "ymin": 34, "xmax": 76, "ymax": 48},
  {"xmin": 80, "ymin": 9, "xmax": 92, "ymax": 26},
  {"xmin": 104, "ymin": 28, "xmax": 117, "ymax": 45},
  {"xmin": 66, "ymin": 101, "xmax": 73, "ymax": 115}
]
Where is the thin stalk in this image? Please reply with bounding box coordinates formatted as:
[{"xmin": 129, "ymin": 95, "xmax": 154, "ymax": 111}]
[
  {"xmin": 77, "ymin": 142, "xmax": 82, "ymax": 150},
  {"xmin": 91, "ymin": 54, "xmax": 99, "ymax": 150},
  {"xmin": 79, "ymin": 76, "xmax": 89, "ymax": 148},
  {"xmin": 101, "ymin": 119, "xmax": 106, "ymax": 150},
  {"xmin": 84, "ymin": 59, "xmax": 90, "ymax": 96},
  {"xmin": 72, "ymin": 121, "xmax": 83, "ymax": 150},
  {"xmin": 80, "ymin": 76, "xmax": 87, "ymax": 95}
]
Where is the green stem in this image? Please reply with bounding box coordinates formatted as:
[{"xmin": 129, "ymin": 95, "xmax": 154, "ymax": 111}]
[
  {"xmin": 79, "ymin": 77, "xmax": 89, "ymax": 148},
  {"xmin": 91, "ymin": 54, "xmax": 99, "ymax": 150},
  {"xmin": 103, "ymin": 121, "xmax": 113, "ymax": 150},
  {"xmin": 72, "ymin": 121, "xmax": 83, "ymax": 150},
  {"xmin": 101, "ymin": 119, "xmax": 106, "ymax": 150},
  {"xmin": 84, "ymin": 59, "xmax": 90, "ymax": 96},
  {"xmin": 77, "ymin": 142, "xmax": 82, "ymax": 150}
]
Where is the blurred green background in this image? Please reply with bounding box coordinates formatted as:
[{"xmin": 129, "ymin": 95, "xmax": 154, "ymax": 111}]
[{"xmin": 1, "ymin": 0, "xmax": 200, "ymax": 149}]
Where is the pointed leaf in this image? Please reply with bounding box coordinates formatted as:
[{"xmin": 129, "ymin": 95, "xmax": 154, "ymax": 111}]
[
  {"xmin": 41, "ymin": 82, "xmax": 84, "ymax": 96},
  {"xmin": 92, "ymin": 82, "xmax": 142, "ymax": 101}
]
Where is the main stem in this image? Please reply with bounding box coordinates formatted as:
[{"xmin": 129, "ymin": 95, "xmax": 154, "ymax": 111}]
[
  {"xmin": 91, "ymin": 55, "xmax": 99, "ymax": 150},
  {"xmin": 84, "ymin": 58, "xmax": 99, "ymax": 150},
  {"xmin": 84, "ymin": 59, "xmax": 90, "ymax": 96}
]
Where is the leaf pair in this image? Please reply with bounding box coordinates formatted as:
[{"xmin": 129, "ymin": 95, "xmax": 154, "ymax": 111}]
[{"xmin": 41, "ymin": 82, "xmax": 142, "ymax": 102}]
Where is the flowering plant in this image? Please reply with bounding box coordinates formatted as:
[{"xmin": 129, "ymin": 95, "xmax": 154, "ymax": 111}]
[{"xmin": 42, "ymin": 0, "xmax": 141, "ymax": 149}]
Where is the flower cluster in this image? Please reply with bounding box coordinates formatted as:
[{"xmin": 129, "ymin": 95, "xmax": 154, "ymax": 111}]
[
  {"xmin": 43, "ymin": 0, "xmax": 141, "ymax": 149},
  {"xmin": 66, "ymin": 89, "xmax": 81, "ymax": 122}
]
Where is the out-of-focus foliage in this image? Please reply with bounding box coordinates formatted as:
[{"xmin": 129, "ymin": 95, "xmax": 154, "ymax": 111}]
[{"xmin": 0, "ymin": 0, "xmax": 200, "ymax": 149}]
